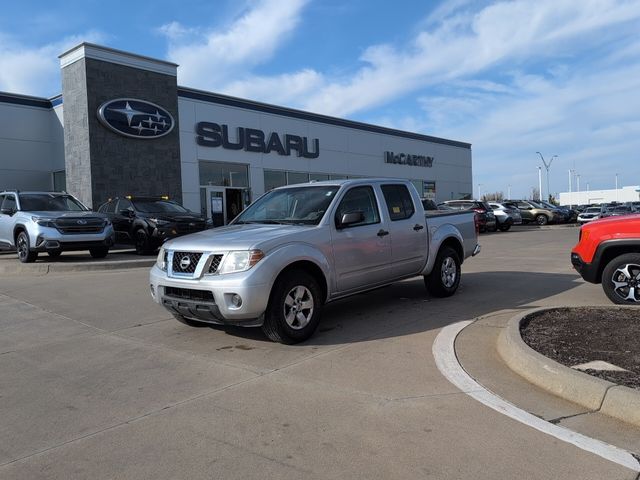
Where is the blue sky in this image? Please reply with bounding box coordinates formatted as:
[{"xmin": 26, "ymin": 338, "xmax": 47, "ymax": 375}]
[{"xmin": 2, "ymin": 0, "xmax": 640, "ymax": 199}]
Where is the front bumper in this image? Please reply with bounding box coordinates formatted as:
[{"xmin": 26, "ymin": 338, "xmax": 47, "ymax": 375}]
[
  {"xmin": 30, "ymin": 225, "xmax": 115, "ymax": 252},
  {"xmin": 570, "ymin": 252, "xmax": 599, "ymax": 283},
  {"xmin": 149, "ymin": 264, "xmax": 270, "ymax": 326}
]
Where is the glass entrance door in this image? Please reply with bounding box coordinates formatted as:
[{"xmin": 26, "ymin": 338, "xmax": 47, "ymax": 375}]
[{"xmin": 206, "ymin": 188, "xmax": 225, "ymax": 227}]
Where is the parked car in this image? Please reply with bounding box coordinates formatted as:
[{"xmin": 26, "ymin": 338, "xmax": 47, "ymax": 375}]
[
  {"xmin": 488, "ymin": 202, "xmax": 522, "ymax": 231},
  {"xmin": 506, "ymin": 199, "xmax": 561, "ymax": 225},
  {"xmin": 538, "ymin": 201, "xmax": 577, "ymax": 223},
  {"xmin": 571, "ymin": 214, "xmax": 640, "ymax": 304},
  {"xmin": 98, "ymin": 196, "xmax": 209, "ymax": 255},
  {"xmin": 438, "ymin": 200, "xmax": 497, "ymax": 232},
  {"xmin": 150, "ymin": 179, "xmax": 481, "ymax": 343},
  {"xmin": 577, "ymin": 206, "xmax": 603, "ymax": 224},
  {"xmin": 0, "ymin": 191, "xmax": 114, "ymax": 263},
  {"xmin": 601, "ymin": 205, "xmax": 636, "ymax": 218}
]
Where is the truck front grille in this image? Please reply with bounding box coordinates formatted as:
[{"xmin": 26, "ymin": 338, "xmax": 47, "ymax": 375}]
[
  {"xmin": 176, "ymin": 221, "xmax": 207, "ymax": 234},
  {"xmin": 208, "ymin": 254, "xmax": 224, "ymax": 274},
  {"xmin": 172, "ymin": 252, "xmax": 202, "ymax": 274},
  {"xmin": 164, "ymin": 286, "xmax": 214, "ymax": 302}
]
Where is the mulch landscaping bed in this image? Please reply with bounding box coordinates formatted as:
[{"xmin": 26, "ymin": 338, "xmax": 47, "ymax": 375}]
[{"xmin": 520, "ymin": 307, "xmax": 640, "ymax": 390}]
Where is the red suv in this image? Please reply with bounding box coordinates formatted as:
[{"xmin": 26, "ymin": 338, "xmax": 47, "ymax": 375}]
[{"xmin": 571, "ymin": 215, "xmax": 640, "ymax": 304}]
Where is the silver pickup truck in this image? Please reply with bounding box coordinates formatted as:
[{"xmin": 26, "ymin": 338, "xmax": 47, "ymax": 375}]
[{"xmin": 150, "ymin": 179, "xmax": 480, "ymax": 343}]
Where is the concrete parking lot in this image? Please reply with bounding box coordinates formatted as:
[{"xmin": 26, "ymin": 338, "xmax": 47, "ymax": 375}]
[{"xmin": 1, "ymin": 227, "xmax": 638, "ymax": 479}]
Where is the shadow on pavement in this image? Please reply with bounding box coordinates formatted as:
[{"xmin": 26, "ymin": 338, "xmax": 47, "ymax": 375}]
[{"xmin": 223, "ymin": 270, "xmax": 583, "ymax": 345}]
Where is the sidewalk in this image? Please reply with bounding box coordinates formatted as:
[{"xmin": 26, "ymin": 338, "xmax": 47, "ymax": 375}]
[{"xmin": 453, "ymin": 309, "xmax": 640, "ymax": 458}]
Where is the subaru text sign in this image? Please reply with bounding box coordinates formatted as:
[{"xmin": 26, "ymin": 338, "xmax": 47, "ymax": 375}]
[{"xmin": 97, "ymin": 98, "xmax": 174, "ymax": 139}]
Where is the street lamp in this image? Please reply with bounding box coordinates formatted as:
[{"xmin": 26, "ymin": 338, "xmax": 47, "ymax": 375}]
[
  {"xmin": 478, "ymin": 183, "xmax": 483, "ymax": 200},
  {"xmin": 536, "ymin": 152, "xmax": 557, "ymax": 202}
]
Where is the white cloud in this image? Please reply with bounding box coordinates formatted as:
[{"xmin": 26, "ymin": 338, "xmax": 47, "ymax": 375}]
[
  {"xmin": 161, "ymin": 0, "xmax": 311, "ymax": 90},
  {"xmin": 0, "ymin": 31, "xmax": 106, "ymax": 97}
]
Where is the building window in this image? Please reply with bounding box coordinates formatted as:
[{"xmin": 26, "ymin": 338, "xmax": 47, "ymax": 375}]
[
  {"xmin": 199, "ymin": 161, "xmax": 249, "ymax": 187},
  {"xmin": 309, "ymin": 173, "xmax": 329, "ymax": 182},
  {"xmin": 264, "ymin": 170, "xmax": 287, "ymax": 191},
  {"xmin": 287, "ymin": 172, "xmax": 309, "ymax": 185},
  {"xmin": 53, "ymin": 170, "xmax": 66, "ymax": 192}
]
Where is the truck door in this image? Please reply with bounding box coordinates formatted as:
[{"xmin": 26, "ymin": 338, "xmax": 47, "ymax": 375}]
[
  {"xmin": 331, "ymin": 186, "xmax": 392, "ymax": 293},
  {"xmin": 380, "ymin": 184, "xmax": 428, "ymax": 278}
]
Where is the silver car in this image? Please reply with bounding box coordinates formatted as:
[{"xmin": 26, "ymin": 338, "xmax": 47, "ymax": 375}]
[
  {"xmin": 488, "ymin": 202, "xmax": 522, "ymax": 231},
  {"xmin": 577, "ymin": 206, "xmax": 603, "ymax": 225}
]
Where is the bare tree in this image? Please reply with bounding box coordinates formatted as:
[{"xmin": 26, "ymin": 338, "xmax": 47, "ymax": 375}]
[{"xmin": 481, "ymin": 191, "xmax": 504, "ymax": 202}]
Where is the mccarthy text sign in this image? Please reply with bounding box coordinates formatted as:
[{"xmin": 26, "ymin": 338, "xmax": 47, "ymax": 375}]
[{"xmin": 384, "ymin": 151, "xmax": 434, "ymax": 167}]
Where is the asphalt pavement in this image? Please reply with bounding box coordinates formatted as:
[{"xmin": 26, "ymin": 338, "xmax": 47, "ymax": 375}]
[{"xmin": 0, "ymin": 226, "xmax": 638, "ymax": 479}]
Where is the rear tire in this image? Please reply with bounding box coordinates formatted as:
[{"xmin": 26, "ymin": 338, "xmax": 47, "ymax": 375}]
[
  {"xmin": 262, "ymin": 270, "xmax": 323, "ymax": 344},
  {"xmin": 499, "ymin": 224, "xmax": 511, "ymax": 232},
  {"xmin": 535, "ymin": 214, "xmax": 548, "ymax": 225},
  {"xmin": 425, "ymin": 246, "xmax": 461, "ymax": 297},
  {"xmin": 89, "ymin": 247, "xmax": 109, "ymax": 258},
  {"xmin": 16, "ymin": 231, "xmax": 37, "ymax": 263}
]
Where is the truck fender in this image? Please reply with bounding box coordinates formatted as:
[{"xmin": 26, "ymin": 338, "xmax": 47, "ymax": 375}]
[
  {"xmin": 421, "ymin": 224, "xmax": 464, "ymax": 276},
  {"xmin": 263, "ymin": 243, "xmax": 332, "ymax": 303}
]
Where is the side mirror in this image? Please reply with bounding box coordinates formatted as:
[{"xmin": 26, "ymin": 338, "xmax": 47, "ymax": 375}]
[
  {"xmin": 1, "ymin": 207, "xmax": 15, "ymax": 216},
  {"xmin": 337, "ymin": 211, "xmax": 364, "ymax": 229},
  {"xmin": 120, "ymin": 209, "xmax": 134, "ymax": 217}
]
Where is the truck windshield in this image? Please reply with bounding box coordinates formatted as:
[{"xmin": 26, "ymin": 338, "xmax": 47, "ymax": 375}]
[
  {"xmin": 234, "ymin": 186, "xmax": 340, "ymax": 225},
  {"xmin": 19, "ymin": 194, "xmax": 88, "ymax": 211}
]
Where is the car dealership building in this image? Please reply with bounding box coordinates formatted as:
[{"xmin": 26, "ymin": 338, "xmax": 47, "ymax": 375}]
[{"xmin": 0, "ymin": 43, "xmax": 472, "ymax": 226}]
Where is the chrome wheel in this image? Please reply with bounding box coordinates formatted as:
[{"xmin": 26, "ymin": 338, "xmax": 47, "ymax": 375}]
[
  {"xmin": 441, "ymin": 256, "xmax": 457, "ymax": 288},
  {"xmin": 610, "ymin": 263, "xmax": 640, "ymax": 303},
  {"xmin": 283, "ymin": 285, "xmax": 314, "ymax": 330},
  {"xmin": 17, "ymin": 234, "xmax": 28, "ymax": 261}
]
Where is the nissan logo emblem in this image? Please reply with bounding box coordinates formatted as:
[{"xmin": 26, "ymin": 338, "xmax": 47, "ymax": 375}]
[
  {"xmin": 97, "ymin": 98, "xmax": 175, "ymax": 139},
  {"xmin": 179, "ymin": 256, "xmax": 191, "ymax": 270}
]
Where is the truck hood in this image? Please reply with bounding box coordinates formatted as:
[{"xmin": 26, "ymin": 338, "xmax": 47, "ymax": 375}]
[{"xmin": 162, "ymin": 223, "xmax": 315, "ymax": 252}]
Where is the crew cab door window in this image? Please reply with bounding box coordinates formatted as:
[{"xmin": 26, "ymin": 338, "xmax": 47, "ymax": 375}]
[
  {"xmin": 381, "ymin": 184, "xmax": 427, "ymax": 277},
  {"xmin": 334, "ymin": 186, "xmax": 380, "ymax": 227}
]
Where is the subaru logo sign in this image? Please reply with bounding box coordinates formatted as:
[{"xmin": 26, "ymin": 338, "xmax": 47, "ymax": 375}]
[{"xmin": 97, "ymin": 98, "xmax": 174, "ymax": 139}]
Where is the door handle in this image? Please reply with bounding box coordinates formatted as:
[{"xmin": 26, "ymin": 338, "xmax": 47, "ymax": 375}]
[
  {"xmin": 377, "ymin": 229, "xmax": 389, "ymax": 237},
  {"xmin": 413, "ymin": 224, "xmax": 424, "ymax": 231}
]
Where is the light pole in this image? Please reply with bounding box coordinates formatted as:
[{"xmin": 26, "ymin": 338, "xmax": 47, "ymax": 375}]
[
  {"xmin": 568, "ymin": 169, "xmax": 574, "ymax": 207},
  {"xmin": 615, "ymin": 173, "xmax": 619, "ymax": 202},
  {"xmin": 537, "ymin": 167, "xmax": 542, "ymax": 203},
  {"xmin": 576, "ymin": 174, "xmax": 580, "ymax": 205},
  {"xmin": 478, "ymin": 183, "xmax": 483, "ymax": 200},
  {"xmin": 536, "ymin": 152, "xmax": 557, "ymax": 202}
]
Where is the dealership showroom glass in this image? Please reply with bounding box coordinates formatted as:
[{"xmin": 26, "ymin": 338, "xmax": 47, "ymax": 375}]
[{"xmin": 0, "ymin": 43, "xmax": 472, "ymax": 226}]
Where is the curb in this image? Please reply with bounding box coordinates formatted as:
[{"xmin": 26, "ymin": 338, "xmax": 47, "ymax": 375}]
[
  {"xmin": 497, "ymin": 306, "xmax": 640, "ymax": 428},
  {"xmin": 0, "ymin": 258, "xmax": 155, "ymax": 275}
]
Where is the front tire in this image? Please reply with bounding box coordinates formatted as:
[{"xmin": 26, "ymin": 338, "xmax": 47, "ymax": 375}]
[
  {"xmin": 89, "ymin": 247, "xmax": 109, "ymax": 258},
  {"xmin": 499, "ymin": 223, "xmax": 511, "ymax": 232},
  {"xmin": 16, "ymin": 231, "xmax": 38, "ymax": 263},
  {"xmin": 262, "ymin": 270, "xmax": 323, "ymax": 344},
  {"xmin": 135, "ymin": 229, "xmax": 154, "ymax": 255},
  {"xmin": 425, "ymin": 246, "xmax": 461, "ymax": 297},
  {"xmin": 602, "ymin": 253, "xmax": 640, "ymax": 304}
]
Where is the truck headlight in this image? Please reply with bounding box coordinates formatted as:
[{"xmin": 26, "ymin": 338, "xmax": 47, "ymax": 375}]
[
  {"xmin": 149, "ymin": 218, "xmax": 170, "ymax": 226},
  {"xmin": 219, "ymin": 250, "xmax": 264, "ymax": 274},
  {"xmin": 156, "ymin": 247, "xmax": 168, "ymax": 271}
]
